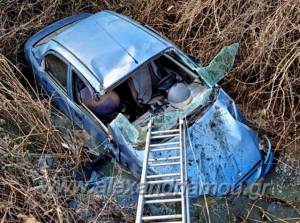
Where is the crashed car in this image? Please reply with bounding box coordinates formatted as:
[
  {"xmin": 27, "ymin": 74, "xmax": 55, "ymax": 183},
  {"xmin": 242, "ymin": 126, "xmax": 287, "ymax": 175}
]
[{"xmin": 24, "ymin": 10, "xmax": 273, "ymax": 196}]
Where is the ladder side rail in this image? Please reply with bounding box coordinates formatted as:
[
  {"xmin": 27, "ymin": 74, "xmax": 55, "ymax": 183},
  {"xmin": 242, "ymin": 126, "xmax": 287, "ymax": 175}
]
[
  {"xmin": 136, "ymin": 120, "xmax": 152, "ymax": 223},
  {"xmin": 183, "ymin": 119, "xmax": 190, "ymax": 223},
  {"xmin": 179, "ymin": 118, "xmax": 186, "ymax": 222}
]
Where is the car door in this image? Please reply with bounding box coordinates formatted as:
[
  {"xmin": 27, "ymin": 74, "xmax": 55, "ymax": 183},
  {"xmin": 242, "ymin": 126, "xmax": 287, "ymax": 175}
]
[
  {"xmin": 33, "ymin": 49, "xmax": 110, "ymax": 152},
  {"xmin": 67, "ymin": 68, "xmax": 111, "ymax": 149}
]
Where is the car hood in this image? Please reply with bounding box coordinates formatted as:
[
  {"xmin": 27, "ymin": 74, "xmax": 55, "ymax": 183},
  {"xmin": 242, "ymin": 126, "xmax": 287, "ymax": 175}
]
[
  {"xmin": 147, "ymin": 89, "xmax": 262, "ymax": 195},
  {"xmin": 189, "ymin": 90, "xmax": 263, "ymax": 193}
]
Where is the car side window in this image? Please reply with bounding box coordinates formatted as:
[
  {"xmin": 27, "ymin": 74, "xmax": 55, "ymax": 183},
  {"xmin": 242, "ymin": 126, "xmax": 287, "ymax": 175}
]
[
  {"xmin": 44, "ymin": 54, "xmax": 68, "ymax": 90},
  {"xmin": 72, "ymin": 70, "xmax": 120, "ymax": 125},
  {"xmin": 72, "ymin": 69, "xmax": 111, "ymax": 138},
  {"xmin": 73, "ymin": 70, "xmax": 93, "ymax": 105}
]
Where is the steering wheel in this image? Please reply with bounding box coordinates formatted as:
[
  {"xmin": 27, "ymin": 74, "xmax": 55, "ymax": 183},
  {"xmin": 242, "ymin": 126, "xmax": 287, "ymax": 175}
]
[{"xmin": 157, "ymin": 73, "xmax": 177, "ymax": 91}]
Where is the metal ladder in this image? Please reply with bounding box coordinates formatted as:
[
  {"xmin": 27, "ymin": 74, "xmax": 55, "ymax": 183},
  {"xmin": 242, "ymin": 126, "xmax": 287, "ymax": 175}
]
[{"xmin": 136, "ymin": 118, "xmax": 190, "ymax": 223}]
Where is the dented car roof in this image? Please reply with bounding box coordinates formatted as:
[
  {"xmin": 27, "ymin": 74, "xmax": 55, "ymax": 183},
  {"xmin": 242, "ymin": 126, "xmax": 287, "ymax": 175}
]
[{"xmin": 53, "ymin": 11, "xmax": 171, "ymax": 89}]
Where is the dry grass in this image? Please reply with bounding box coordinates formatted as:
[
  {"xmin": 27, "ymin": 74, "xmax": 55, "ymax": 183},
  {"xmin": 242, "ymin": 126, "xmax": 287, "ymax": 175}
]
[
  {"xmin": 0, "ymin": 1, "xmax": 135, "ymax": 221},
  {"xmin": 0, "ymin": 55, "xmax": 135, "ymax": 222},
  {"xmin": 124, "ymin": 0, "xmax": 300, "ymax": 155},
  {"xmin": 0, "ymin": 0, "xmax": 299, "ymax": 222}
]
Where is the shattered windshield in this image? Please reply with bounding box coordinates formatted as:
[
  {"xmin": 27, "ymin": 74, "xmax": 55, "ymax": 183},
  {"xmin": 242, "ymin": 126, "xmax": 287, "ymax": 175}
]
[
  {"xmin": 196, "ymin": 43, "xmax": 239, "ymax": 87},
  {"xmin": 167, "ymin": 44, "xmax": 239, "ymax": 87}
]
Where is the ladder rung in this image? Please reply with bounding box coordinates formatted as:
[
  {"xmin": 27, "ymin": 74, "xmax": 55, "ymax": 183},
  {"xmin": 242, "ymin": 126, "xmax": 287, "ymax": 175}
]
[
  {"xmin": 136, "ymin": 119, "xmax": 189, "ymax": 223},
  {"xmin": 150, "ymin": 142, "xmax": 180, "ymax": 147},
  {"xmin": 146, "ymin": 179, "xmax": 180, "ymax": 184},
  {"xmin": 151, "ymin": 129, "xmax": 180, "ymax": 134},
  {"xmin": 148, "ymin": 161, "xmax": 180, "ymax": 167},
  {"xmin": 144, "ymin": 198, "xmax": 182, "ymax": 204},
  {"xmin": 151, "ymin": 134, "xmax": 179, "ymax": 139},
  {"xmin": 150, "ymin": 147, "xmax": 180, "ymax": 152},
  {"xmin": 149, "ymin": 156, "xmax": 180, "ymax": 162},
  {"xmin": 142, "ymin": 214, "xmax": 182, "ymax": 221},
  {"xmin": 144, "ymin": 192, "xmax": 182, "ymax": 198},
  {"xmin": 146, "ymin": 173, "xmax": 180, "ymax": 179}
]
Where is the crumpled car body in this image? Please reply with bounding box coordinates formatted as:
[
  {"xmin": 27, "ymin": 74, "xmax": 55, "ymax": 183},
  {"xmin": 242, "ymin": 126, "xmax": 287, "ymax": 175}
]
[{"xmin": 24, "ymin": 10, "xmax": 273, "ymax": 196}]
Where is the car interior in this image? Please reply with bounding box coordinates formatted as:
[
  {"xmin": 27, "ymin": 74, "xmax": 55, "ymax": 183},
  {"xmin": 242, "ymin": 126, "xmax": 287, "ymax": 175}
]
[{"xmin": 75, "ymin": 51, "xmax": 207, "ymax": 127}]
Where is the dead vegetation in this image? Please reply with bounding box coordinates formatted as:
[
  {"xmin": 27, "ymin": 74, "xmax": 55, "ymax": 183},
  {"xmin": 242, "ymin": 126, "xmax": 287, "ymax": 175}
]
[
  {"xmin": 125, "ymin": 0, "xmax": 300, "ymax": 154},
  {"xmin": 0, "ymin": 55, "xmax": 135, "ymax": 222},
  {"xmin": 0, "ymin": 0, "xmax": 299, "ymax": 222}
]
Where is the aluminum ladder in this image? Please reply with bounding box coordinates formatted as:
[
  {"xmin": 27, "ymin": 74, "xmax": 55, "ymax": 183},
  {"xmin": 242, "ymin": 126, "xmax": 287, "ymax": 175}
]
[{"xmin": 136, "ymin": 118, "xmax": 190, "ymax": 223}]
